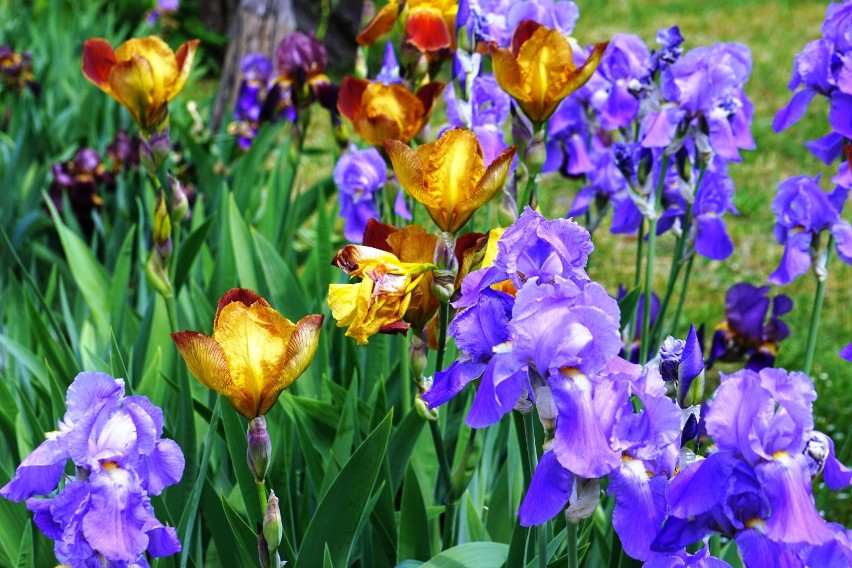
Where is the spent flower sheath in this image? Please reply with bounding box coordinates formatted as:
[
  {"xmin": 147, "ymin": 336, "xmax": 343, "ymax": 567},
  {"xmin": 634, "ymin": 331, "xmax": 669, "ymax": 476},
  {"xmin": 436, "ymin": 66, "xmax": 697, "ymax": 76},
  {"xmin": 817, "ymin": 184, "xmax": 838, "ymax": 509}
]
[{"xmin": 171, "ymin": 288, "xmax": 324, "ymax": 419}]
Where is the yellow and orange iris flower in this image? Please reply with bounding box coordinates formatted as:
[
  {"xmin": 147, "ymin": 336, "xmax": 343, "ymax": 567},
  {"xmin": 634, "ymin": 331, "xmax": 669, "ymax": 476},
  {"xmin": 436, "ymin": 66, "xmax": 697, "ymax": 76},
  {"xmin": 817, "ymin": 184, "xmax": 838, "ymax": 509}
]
[
  {"xmin": 491, "ymin": 20, "xmax": 607, "ymax": 125},
  {"xmin": 383, "ymin": 128, "xmax": 516, "ymax": 234},
  {"xmin": 357, "ymin": 0, "xmax": 457, "ymax": 56},
  {"xmin": 82, "ymin": 36, "xmax": 199, "ymax": 132},
  {"xmin": 337, "ymin": 77, "xmax": 443, "ymax": 146},
  {"xmin": 328, "ymin": 245, "xmax": 436, "ymax": 345},
  {"xmin": 171, "ymin": 289, "xmax": 323, "ymax": 419}
]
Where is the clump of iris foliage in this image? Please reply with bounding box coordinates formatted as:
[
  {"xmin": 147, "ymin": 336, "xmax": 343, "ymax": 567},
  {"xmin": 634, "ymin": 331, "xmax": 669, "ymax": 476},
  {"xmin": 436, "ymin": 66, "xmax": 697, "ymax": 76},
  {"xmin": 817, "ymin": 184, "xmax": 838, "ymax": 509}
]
[{"xmin": 0, "ymin": 0, "xmax": 851, "ymax": 567}]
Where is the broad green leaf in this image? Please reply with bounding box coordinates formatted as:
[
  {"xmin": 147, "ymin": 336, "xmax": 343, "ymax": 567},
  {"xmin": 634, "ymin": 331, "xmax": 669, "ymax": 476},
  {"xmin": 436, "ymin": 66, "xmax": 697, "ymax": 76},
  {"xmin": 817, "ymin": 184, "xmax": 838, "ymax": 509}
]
[
  {"xmin": 174, "ymin": 216, "xmax": 214, "ymax": 294},
  {"xmin": 296, "ymin": 411, "xmax": 393, "ymax": 568},
  {"xmin": 219, "ymin": 488, "xmax": 262, "ymax": 566},
  {"xmin": 178, "ymin": 397, "xmax": 221, "ymax": 568},
  {"xmin": 398, "ymin": 463, "xmax": 431, "ymax": 563},
  {"xmin": 229, "ymin": 193, "xmax": 260, "ymax": 291},
  {"xmin": 108, "ymin": 226, "xmax": 136, "ymax": 341},
  {"xmin": 46, "ymin": 199, "xmax": 110, "ymax": 339},
  {"xmin": 419, "ymin": 542, "xmax": 509, "ymax": 568},
  {"xmin": 13, "ymin": 523, "xmax": 31, "ymax": 568},
  {"xmin": 253, "ymin": 230, "xmax": 309, "ymax": 321}
]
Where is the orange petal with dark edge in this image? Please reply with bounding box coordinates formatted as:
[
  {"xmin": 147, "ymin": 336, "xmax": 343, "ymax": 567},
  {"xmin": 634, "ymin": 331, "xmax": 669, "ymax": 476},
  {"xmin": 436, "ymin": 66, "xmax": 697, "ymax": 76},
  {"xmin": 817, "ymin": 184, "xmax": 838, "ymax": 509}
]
[
  {"xmin": 558, "ymin": 42, "xmax": 609, "ymax": 101},
  {"xmin": 511, "ymin": 19, "xmax": 544, "ymax": 56},
  {"xmin": 356, "ymin": 1, "xmax": 400, "ymax": 46},
  {"xmin": 107, "ymin": 55, "xmax": 157, "ymax": 130},
  {"xmin": 171, "ymin": 331, "xmax": 255, "ymax": 419},
  {"xmin": 363, "ymin": 219, "xmax": 397, "ymax": 252},
  {"xmin": 170, "ymin": 39, "xmax": 201, "ymax": 101},
  {"xmin": 215, "ymin": 288, "xmax": 268, "ymax": 328},
  {"xmin": 82, "ymin": 38, "xmax": 117, "ymax": 90},
  {"xmin": 406, "ymin": 8, "xmax": 452, "ymax": 53},
  {"xmin": 258, "ymin": 314, "xmax": 324, "ymax": 415},
  {"xmin": 414, "ymin": 81, "xmax": 445, "ymax": 120},
  {"xmin": 337, "ymin": 76, "xmax": 368, "ymax": 120}
]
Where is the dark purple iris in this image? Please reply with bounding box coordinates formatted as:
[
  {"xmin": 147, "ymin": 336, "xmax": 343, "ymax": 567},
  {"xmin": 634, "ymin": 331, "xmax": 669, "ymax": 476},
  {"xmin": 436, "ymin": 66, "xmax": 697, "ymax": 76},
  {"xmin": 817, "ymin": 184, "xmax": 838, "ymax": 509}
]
[
  {"xmin": 708, "ymin": 282, "xmax": 793, "ymax": 371},
  {"xmin": 49, "ymin": 148, "xmax": 114, "ymax": 234}
]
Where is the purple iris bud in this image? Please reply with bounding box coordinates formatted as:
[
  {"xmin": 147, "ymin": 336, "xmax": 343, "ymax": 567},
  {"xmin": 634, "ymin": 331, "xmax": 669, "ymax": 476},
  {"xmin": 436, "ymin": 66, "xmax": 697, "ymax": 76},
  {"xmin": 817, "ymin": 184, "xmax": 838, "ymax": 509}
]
[
  {"xmin": 658, "ymin": 337, "xmax": 684, "ymax": 383},
  {"xmin": 652, "ymin": 25, "xmax": 685, "ymax": 72},
  {"xmin": 1, "ymin": 372, "xmax": 184, "ymax": 565},
  {"xmin": 768, "ymin": 175, "xmax": 852, "ymax": 285},
  {"xmin": 333, "ymin": 147, "xmax": 386, "ymax": 243},
  {"xmin": 658, "ymin": 325, "xmax": 704, "ymax": 406},
  {"xmin": 375, "ymin": 43, "xmax": 403, "ymax": 85}
]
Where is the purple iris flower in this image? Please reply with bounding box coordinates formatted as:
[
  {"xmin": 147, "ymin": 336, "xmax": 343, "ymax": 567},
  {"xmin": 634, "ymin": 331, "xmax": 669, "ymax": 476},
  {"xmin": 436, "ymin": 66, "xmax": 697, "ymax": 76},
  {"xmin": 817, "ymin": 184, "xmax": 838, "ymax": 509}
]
[
  {"xmin": 643, "ymin": 43, "xmax": 755, "ymax": 162},
  {"xmin": 652, "ymin": 367, "xmax": 851, "ymax": 564},
  {"xmin": 334, "ymin": 147, "xmax": 387, "ymax": 242},
  {"xmin": 587, "ymin": 34, "xmax": 651, "ymax": 130},
  {"xmin": 445, "ymin": 74, "xmax": 512, "ymax": 164},
  {"xmin": 708, "ymin": 282, "xmax": 793, "ymax": 371},
  {"xmin": 768, "ymin": 175, "xmax": 852, "ymax": 285},
  {"xmin": 460, "ymin": 0, "xmax": 578, "ymax": 47},
  {"xmin": 823, "ymin": 1, "xmax": 852, "ymax": 52},
  {"xmin": 507, "ymin": 0, "xmax": 580, "ymax": 41},
  {"xmin": 1, "ymin": 372, "xmax": 184, "ymax": 565},
  {"xmin": 645, "ymin": 545, "xmax": 732, "ymax": 568},
  {"xmin": 841, "ymin": 342, "xmax": 852, "ymax": 361},
  {"xmin": 233, "ymin": 53, "xmax": 275, "ymax": 148},
  {"xmin": 542, "ymin": 98, "xmax": 594, "ymax": 176}
]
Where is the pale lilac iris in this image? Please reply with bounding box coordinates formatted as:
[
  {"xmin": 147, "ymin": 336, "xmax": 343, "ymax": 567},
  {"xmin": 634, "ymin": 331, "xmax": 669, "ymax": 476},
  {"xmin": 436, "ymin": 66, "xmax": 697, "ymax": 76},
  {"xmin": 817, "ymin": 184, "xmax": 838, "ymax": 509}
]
[
  {"xmin": 1, "ymin": 372, "xmax": 184, "ymax": 565},
  {"xmin": 334, "ymin": 147, "xmax": 387, "ymax": 242}
]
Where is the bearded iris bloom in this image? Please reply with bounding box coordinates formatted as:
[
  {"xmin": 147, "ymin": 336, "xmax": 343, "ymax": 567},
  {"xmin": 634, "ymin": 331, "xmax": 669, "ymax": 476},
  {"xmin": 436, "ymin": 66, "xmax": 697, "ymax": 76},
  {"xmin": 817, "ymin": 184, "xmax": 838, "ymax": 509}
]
[
  {"xmin": 337, "ymin": 77, "xmax": 444, "ymax": 146},
  {"xmin": 82, "ymin": 36, "xmax": 199, "ymax": 133},
  {"xmin": 357, "ymin": 0, "xmax": 457, "ymax": 57},
  {"xmin": 328, "ymin": 245, "xmax": 436, "ymax": 344},
  {"xmin": 335, "ymin": 147, "xmax": 387, "ymax": 242},
  {"xmin": 490, "ymin": 20, "xmax": 607, "ymax": 125},
  {"xmin": 171, "ymin": 289, "xmax": 324, "ymax": 419},
  {"xmin": 653, "ymin": 368, "xmax": 852, "ymax": 564},
  {"xmin": 1, "ymin": 372, "xmax": 183, "ymax": 565},
  {"xmin": 383, "ymin": 128, "xmax": 516, "ymax": 234}
]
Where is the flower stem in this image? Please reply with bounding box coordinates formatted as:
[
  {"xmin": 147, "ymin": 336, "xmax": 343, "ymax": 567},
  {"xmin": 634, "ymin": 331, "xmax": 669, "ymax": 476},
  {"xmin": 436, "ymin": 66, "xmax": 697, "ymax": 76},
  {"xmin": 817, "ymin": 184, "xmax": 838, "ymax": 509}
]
[
  {"xmin": 256, "ymin": 480, "xmax": 268, "ymax": 518},
  {"xmin": 671, "ymin": 254, "xmax": 695, "ymax": 336},
  {"xmin": 523, "ymin": 411, "xmax": 546, "ymax": 568},
  {"xmin": 639, "ymin": 154, "xmax": 670, "ymax": 364},
  {"xmin": 651, "ymin": 202, "xmax": 692, "ymax": 344},
  {"xmin": 435, "ymin": 301, "xmax": 450, "ymax": 374},
  {"xmin": 166, "ymin": 296, "xmax": 179, "ymax": 333},
  {"xmin": 628, "ymin": 219, "xmax": 646, "ymax": 338},
  {"xmin": 803, "ymin": 235, "xmax": 834, "ymax": 376},
  {"xmin": 567, "ymin": 520, "xmax": 579, "ymax": 568}
]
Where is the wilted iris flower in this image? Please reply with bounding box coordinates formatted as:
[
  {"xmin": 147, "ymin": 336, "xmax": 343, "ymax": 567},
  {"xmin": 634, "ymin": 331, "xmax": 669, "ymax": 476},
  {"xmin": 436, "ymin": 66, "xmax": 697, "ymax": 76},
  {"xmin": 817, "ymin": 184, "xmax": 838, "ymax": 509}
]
[
  {"xmin": 328, "ymin": 245, "xmax": 436, "ymax": 344},
  {"xmin": 334, "ymin": 146, "xmax": 386, "ymax": 242},
  {"xmin": 172, "ymin": 289, "xmax": 324, "ymax": 419},
  {"xmin": 708, "ymin": 282, "xmax": 793, "ymax": 371},
  {"xmin": 653, "ymin": 367, "xmax": 852, "ymax": 565},
  {"xmin": 768, "ymin": 175, "xmax": 852, "ymax": 285},
  {"xmin": 337, "ymin": 76, "xmax": 444, "ymax": 146},
  {"xmin": 491, "ymin": 20, "xmax": 606, "ymax": 125},
  {"xmin": 1, "ymin": 372, "xmax": 184, "ymax": 565},
  {"xmin": 384, "ymin": 128, "xmax": 516, "ymax": 234},
  {"xmin": 82, "ymin": 36, "xmax": 199, "ymax": 133},
  {"xmin": 49, "ymin": 147, "xmax": 115, "ymax": 233}
]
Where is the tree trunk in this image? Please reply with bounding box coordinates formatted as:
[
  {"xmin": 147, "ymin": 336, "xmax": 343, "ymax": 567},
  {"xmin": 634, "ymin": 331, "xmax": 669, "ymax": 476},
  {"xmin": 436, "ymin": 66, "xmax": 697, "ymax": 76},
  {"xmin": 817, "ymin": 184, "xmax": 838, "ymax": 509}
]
[{"xmin": 210, "ymin": 0, "xmax": 296, "ymax": 133}]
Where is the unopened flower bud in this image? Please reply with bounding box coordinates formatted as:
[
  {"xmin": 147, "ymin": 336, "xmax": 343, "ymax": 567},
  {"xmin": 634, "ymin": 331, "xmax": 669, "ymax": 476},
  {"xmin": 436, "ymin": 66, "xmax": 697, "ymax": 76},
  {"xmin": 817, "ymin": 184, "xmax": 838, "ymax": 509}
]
[
  {"xmin": 169, "ymin": 175, "xmax": 189, "ymax": 223},
  {"xmin": 415, "ymin": 394, "xmax": 439, "ymax": 421},
  {"xmin": 430, "ymin": 270, "xmax": 456, "ymax": 304},
  {"xmin": 409, "ymin": 334, "xmax": 428, "ymax": 383},
  {"xmin": 146, "ymin": 250, "xmax": 173, "ymax": 299},
  {"xmin": 258, "ymin": 523, "xmax": 271, "ymax": 568},
  {"xmin": 140, "ymin": 126, "xmax": 171, "ymax": 177},
  {"xmin": 565, "ymin": 475, "xmax": 600, "ymax": 524},
  {"xmin": 263, "ymin": 491, "xmax": 283, "ymax": 556},
  {"xmin": 247, "ymin": 416, "xmax": 272, "ymax": 483},
  {"xmin": 153, "ymin": 190, "xmax": 172, "ymax": 247},
  {"xmin": 523, "ymin": 133, "xmax": 547, "ymax": 178}
]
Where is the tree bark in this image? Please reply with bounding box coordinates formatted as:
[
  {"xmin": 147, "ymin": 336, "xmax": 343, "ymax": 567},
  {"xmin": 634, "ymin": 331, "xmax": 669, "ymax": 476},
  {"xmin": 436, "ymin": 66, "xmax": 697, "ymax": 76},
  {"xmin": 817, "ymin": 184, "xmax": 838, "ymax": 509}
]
[{"xmin": 210, "ymin": 0, "xmax": 297, "ymax": 133}]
